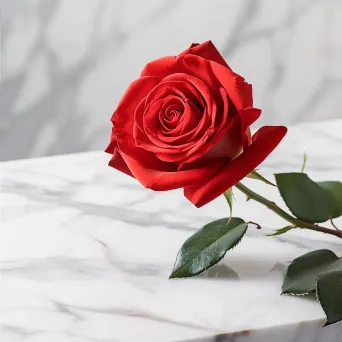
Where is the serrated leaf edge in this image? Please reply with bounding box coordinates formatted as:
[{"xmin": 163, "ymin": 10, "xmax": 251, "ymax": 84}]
[
  {"xmin": 282, "ymin": 292, "xmax": 310, "ymax": 297},
  {"xmin": 170, "ymin": 223, "xmax": 248, "ymax": 279},
  {"xmin": 316, "ymin": 275, "xmax": 330, "ymax": 326},
  {"xmin": 315, "ymin": 270, "xmax": 342, "ymax": 327},
  {"xmin": 281, "ymin": 263, "xmax": 311, "ymax": 295},
  {"xmin": 275, "ymin": 173, "xmax": 339, "ymax": 223},
  {"xmin": 282, "ymin": 264, "xmax": 322, "ymax": 295}
]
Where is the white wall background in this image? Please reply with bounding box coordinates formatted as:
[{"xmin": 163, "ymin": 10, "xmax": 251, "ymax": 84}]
[{"xmin": 1, "ymin": 0, "xmax": 342, "ymax": 161}]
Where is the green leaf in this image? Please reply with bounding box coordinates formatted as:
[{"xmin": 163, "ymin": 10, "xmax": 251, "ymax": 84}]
[
  {"xmin": 169, "ymin": 217, "xmax": 248, "ymax": 279},
  {"xmin": 282, "ymin": 249, "xmax": 339, "ymax": 295},
  {"xmin": 317, "ymin": 270, "xmax": 342, "ymax": 326},
  {"xmin": 300, "ymin": 152, "xmax": 307, "ymax": 173},
  {"xmin": 247, "ymin": 170, "xmax": 276, "ymax": 186},
  {"xmin": 266, "ymin": 225, "xmax": 294, "ymax": 236},
  {"xmin": 318, "ymin": 181, "xmax": 342, "ymax": 218},
  {"xmin": 275, "ymin": 173, "xmax": 339, "ymax": 223},
  {"xmin": 223, "ymin": 189, "xmax": 233, "ymax": 221}
]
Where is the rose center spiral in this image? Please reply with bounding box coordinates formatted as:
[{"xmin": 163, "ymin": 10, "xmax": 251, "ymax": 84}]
[{"xmin": 160, "ymin": 98, "xmax": 184, "ymax": 130}]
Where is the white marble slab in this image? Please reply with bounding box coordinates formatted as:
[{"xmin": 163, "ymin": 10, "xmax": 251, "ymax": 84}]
[{"xmin": 1, "ymin": 119, "xmax": 342, "ymax": 341}]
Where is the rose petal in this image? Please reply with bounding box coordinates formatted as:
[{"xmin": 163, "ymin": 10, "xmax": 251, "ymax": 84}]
[
  {"xmin": 105, "ymin": 128, "xmax": 116, "ymax": 154},
  {"xmin": 144, "ymin": 79, "xmax": 204, "ymax": 109},
  {"xmin": 112, "ymin": 76, "xmax": 161, "ymax": 133},
  {"xmin": 177, "ymin": 87, "xmax": 232, "ymax": 168},
  {"xmin": 136, "ymin": 80, "xmax": 206, "ymax": 145},
  {"xmin": 209, "ymin": 61, "xmax": 253, "ymax": 112},
  {"xmin": 179, "ymin": 40, "xmax": 230, "ymax": 68},
  {"xmin": 155, "ymin": 128, "xmax": 213, "ymax": 163},
  {"xmin": 158, "ymin": 99, "xmax": 200, "ymax": 136},
  {"xmin": 135, "ymin": 73, "xmax": 221, "ymax": 162},
  {"xmin": 135, "ymin": 101, "xmax": 200, "ymax": 155},
  {"xmin": 134, "ymin": 97, "xmax": 153, "ymax": 134},
  {"xmin": 108, "ymin": 148, "xmax": 133, "ymax": 177},
  {"xmin": 184, "ymin": 126, "xmax": 287, "ymax": 207},
  {"xmin": 163, "ymin": 73, "xmax": 216, "ymax": 116},
  {"xmin": 202, "ymin": 113, "xmax": 243, "ymax": 160},
  {"xmin": 156, "ymin": 102, "xmax": 209, "ymax": 146},
  {"xmin": 137, "ymin": 98, "xmax": 195, "ymax": 152},
  {"xmin": 240, "ymin": 107, "xmax": 262, "ymax": 148},
  {"xmin": 135, "ymin": 124, "xmax": 200, "ymax": 155},
  {"xmin": 141, "ymin": 54, "xmax": 221, "ymax": 91},
  {"xmin": 117, "ymin": 134, "xmax": 224, "ymax": 190},
  {"xmin": 240, "ymin": 107, "xmax": 261, "ymax": 128}
]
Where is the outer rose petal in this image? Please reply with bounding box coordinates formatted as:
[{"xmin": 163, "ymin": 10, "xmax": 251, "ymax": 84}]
[
  {"xmin": 107, "ymin": 76, "xmax": 161, "ymax": 176},
  {"xmin": 239, "ymin": 107, "xmax": 262, "ymax": 148},
  {"xmin": 140, "ymin": 54, "xmax": 221, "ymax": 91},
  {"xmin": 108, "ymin": 148, "xmax": 133, "ymax": 177},
  {"xmin": 117, "ymin": 134, "xmax": 224, "ymax": 190},
  {"xmin": 105, "ymin": 128, "xmax": 116, "ymax": 154},
  {"xmin": 184, "ymin": 126, "xmax": 287, "ymax": 207},
  {"xmin": 202, "ymin": 114, "xmax": 243, "ymax": 160},
  {"xmin": 112, "ymin": 76, "xmax": 161, "ymax": 131},
  {"xmin": 179, "ymin": 41, "xmax": 229, "ymax": 68},
  {"xmin": 209, "ymin": 60, "xmax": 253, "ymax": 111},
  {"xmin": 239, "ymin": 107, "xmax": 261, "ymax": 128}
]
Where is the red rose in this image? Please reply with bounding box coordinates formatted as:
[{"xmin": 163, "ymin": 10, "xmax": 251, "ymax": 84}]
[{"xmin": 106, "ymin": 41, "xmax": 286, "ymax": 207}]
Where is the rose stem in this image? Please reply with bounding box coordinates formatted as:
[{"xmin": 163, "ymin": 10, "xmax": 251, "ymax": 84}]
[{"xmin": 233, "ymin": 182, "xmax": 342, "ymax": 239}]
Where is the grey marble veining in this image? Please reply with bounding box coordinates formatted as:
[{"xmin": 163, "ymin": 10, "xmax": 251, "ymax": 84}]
[
  {"xmin": 1, "ymin": 0, "xmax": 342, "ymax": 161},
  {"xmin": 0, "ymin": 120, "xmax": 342, "ymax": 341}
]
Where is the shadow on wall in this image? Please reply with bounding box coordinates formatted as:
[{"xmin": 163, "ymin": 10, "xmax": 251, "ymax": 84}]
[
  {"xmin": 221, "ymin": 0, "xmax": 342, "ymax": 127},
  {"xmin": 0, "ymin": 0, "xmax": 186, "ymax": 161},
  {"xmin": 1, "ymin": 0, "xmax": 342, "ymax": 161},
  {"xmin": 0, "ymin": 0, "xmax": 124, "ymax": 161}
]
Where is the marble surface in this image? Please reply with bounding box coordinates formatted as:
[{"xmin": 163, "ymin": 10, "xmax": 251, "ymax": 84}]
[
  {"xmin": 1, "ymin": 119, "xmax": 342, "ymax": 342},
  {"xmin": 2, "ymin": 0, "xmax": 342, "ymax": 161}
]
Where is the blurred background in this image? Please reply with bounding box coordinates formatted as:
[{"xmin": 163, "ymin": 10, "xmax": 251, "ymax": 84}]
[{"xmin": 1, "ymin": 0, "xmax": 342, "ymax": 161}]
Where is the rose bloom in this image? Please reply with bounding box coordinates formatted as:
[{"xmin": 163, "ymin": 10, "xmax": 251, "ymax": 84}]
[{"xmin": 106, "ymin": 41, "xmax": 286, "ymax": 207}]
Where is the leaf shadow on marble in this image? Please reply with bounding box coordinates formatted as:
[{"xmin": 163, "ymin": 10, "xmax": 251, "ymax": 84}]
[
  {"xmin": 185, "ymin": 318, "xmax": 342, "ymax": 342},
  {"xmin": 193, "ymin": 257, "xmax": 288, "ymax": 282},
  {"xmin": 197, "ymin": 264, "xmax": 240, "ymax": 281}
]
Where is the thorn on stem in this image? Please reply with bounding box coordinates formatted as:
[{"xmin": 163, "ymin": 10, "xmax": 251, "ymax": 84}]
[
  {"xmin": 248, "ymin": 221, "xmax": 262, "ymax": 230},
  {"xmin": 330, "ymin": 218, "xmax": 341, "ymax": 231}
]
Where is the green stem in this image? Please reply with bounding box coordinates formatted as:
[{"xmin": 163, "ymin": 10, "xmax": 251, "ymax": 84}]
[{"xmin": 233, "ymin": 182, "xmax": 342, "ymax": 240}]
